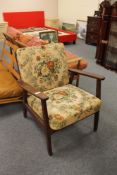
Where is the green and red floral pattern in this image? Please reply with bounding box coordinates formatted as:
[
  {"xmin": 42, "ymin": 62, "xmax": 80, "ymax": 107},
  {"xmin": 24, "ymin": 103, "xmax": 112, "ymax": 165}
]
[
  {"xmin": 17, "ymin": 43, "xmax": 101, "ymax": 130},
  {"xmin": 27, "ymin": 84, "xmax": 101, "ymax": 130},
  {"xmin": 17, "ymin": 43, "xmax": 69, "ymax": 91}
]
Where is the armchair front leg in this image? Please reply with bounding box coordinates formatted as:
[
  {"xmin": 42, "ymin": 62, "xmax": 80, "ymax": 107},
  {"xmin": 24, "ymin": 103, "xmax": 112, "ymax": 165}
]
[
  {"xmin": 96, "ymin": 79, "xmax": 101, "ymax": 98},
  {"xmin": 94, "ymin": 111, "xmax": 100, "ymax": 132},
  {"xmin": 41, "ymin": 100, "xmax": 52, "ymax": 156}
]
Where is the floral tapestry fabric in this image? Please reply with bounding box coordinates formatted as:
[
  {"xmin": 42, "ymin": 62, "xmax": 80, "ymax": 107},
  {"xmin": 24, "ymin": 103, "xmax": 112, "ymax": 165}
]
[
  {"xmin": 27, "ymin": 84, "xmax": 101, "ymax": 130},
  {"xmin": 17, "ymin": 43, "xmax": 69, "ymax": 91}
]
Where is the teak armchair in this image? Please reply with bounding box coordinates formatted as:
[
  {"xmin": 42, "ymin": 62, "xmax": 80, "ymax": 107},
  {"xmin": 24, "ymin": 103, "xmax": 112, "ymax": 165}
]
[
  {"xmin": 0, "ymin": 33, "xmax": 25, "ymax": 104},
  {"xmin": 16, "ymin": 43, "xmax": 105, "ymax": 156}
]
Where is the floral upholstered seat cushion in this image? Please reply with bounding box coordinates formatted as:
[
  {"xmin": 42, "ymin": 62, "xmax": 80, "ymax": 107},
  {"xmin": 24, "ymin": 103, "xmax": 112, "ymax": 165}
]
[
  {"xmin": 17, "ymin": 43, "xmax": 69, "ymax": 91},
  {"xmin": 27, "ymin": 84, "xmax": 101, "ymax": 130}
]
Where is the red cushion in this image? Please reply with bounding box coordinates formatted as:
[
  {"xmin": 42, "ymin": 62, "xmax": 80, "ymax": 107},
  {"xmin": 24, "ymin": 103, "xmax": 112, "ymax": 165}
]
[{"xmin": 3, "ymin": 11, "xmax": 45, "ymax": 29}]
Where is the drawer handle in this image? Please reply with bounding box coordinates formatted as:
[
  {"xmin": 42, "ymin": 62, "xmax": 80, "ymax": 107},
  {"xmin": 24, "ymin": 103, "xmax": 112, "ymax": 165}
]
[{"xmin": 101, "ymin": 40, "xmax": 108, "ymax": 44}]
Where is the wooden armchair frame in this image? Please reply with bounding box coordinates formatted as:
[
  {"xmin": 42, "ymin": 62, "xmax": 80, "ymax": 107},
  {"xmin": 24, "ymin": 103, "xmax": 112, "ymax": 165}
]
[
  {"xmin": 1, "ymin": 33, "xmax": 26, "ymax": 80},
  {"xmin": 2, "ymin": 33, "xmax": 105, "ymax": 155},
  {"xmin": 0, "ymin": 33, "xmax": 26, "ymax": 104},
  {"xmin": 18, "ymin": 69, "xmax": 105, "ymax": 156}
]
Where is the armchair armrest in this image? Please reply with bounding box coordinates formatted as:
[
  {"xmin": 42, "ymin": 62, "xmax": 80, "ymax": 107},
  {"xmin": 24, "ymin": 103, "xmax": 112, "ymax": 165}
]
[
  {"xmin": 18, "ymin": 81, "xmax": 50, "ymax": 129},
  {"xmin": 69, "ymin": 68, "xmax": 105, "ymax": 80},
  {"xmin": 18, "ymin": 80, "xmax": 49, "ymax": 101},
  {"xmin": 69, "ymin": 68, "xmax": 105, "ymax": 99}
]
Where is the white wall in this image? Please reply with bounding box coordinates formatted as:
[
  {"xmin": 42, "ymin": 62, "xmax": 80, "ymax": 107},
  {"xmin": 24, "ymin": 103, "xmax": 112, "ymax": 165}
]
[
  {"xmin": 0, "ymin": 0, "xmax": 58, "ymax": 21},
  {"xmin": 58, "ymin": 0, "xmax": 101, "ymax": 23}
]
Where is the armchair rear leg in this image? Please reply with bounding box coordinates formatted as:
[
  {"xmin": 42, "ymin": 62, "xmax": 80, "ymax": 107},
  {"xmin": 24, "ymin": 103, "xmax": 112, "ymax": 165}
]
[
  {"xmin": 23, "ymin": 105, "xmax": 27, "ymax": 118},
  {"xmin": 94, "ymin": 111, "xmax": 100, "ymax": 132},
  {"xmin": 76, "ymin": 74, "xmax": 79, "ymax": 87},
  {"xmin": 45, "ymin": 132, "xmax": 53, "ymax": 156},
  {"xmin": 23, "ymin": 91, "xmax": 27, "ymax": 118}
]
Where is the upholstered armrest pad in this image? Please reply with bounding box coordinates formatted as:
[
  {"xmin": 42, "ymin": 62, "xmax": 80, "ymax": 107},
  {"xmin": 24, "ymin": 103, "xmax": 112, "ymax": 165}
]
[
  {"xmin": 18, "ymin": 80, "xmax": 49, "ymax": 100},
  {"xmin": 69, "ymin": 69, "xmax": 105, "ymax": 80}
]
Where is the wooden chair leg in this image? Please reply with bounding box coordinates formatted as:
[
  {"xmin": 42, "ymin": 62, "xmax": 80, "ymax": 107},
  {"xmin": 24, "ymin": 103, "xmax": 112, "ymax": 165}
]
[
  {"xmin": 45, "ymin": 132, "xmax": 53, "ymax": 156},
  {"xmin": 94, "ymin": 111, "xmax": 100, "ymax": 132},
  {"xmin": 76, "ymin": 74, "xmax": 79, "ymax": 87},
  {"xmin": 23, "ymin": 105, "xmax": 27, "ymax": 118}
]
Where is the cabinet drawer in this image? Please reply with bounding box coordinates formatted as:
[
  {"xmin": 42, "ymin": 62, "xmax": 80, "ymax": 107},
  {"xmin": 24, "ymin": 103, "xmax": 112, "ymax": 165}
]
[
  {"xmin": 86, "ymin": 33, "xmax": 98, "ymax": 44},
  {"xmin": 87, "ymin": 26, "xmax": 99, "ymax": 33},
  {"xmin": 87, "ymin": 17, "xmax": 101, "ymax": 26}
]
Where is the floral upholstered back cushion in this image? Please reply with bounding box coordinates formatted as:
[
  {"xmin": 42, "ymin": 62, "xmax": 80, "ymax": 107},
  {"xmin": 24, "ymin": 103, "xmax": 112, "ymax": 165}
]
[{"xmin": 17, "ymin": 43, "xmax": 69, "ymax": 91}]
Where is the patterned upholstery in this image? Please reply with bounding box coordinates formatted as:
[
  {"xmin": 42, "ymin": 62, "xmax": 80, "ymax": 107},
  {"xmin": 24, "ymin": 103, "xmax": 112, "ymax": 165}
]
[
  {"xmin": 28, "ymin": 84, "xmax": 101, "ymax": 130},
  {"xmin": 17, "ymin": 42, "xmax": 101, "ymax": 131},
  {"xmin": 17, "ymin": 43, "xmax": 69, "ymax": 91}
]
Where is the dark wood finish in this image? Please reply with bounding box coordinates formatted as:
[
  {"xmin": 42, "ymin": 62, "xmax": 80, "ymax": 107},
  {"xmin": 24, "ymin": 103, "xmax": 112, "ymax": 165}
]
[
  {"xmin": 41, "ymin": 100, "xmax": 52, "ymax": 156},
  {"xmin": 23, "ymin": 90, "xmax": 28, "ymax": 118},
  {"xmin": 96, "ymin": 1, "xmax": 117, "ymax": 72},
  {"xmin": 95, "ymin": 15, "xmax": 111, "ymax": 65},
  {"xmin": 86, "ymin": 16, "xmax": 101, "ymax": 45},
  {"xmin": 96, "ymin": 80, "xmax": 101, "ymax": 98},
  {"xmin": 17, "ymin": 69, "xmax": 105, "ymax": 155},
  {"xmin": 69, "ymin": 69, "xmax": 105, "ymax": 80},
  {"xmin": 18, "ymin": 80, "xmax": 48, "ymax": 100},
  {"xmin": 3, "ymin": 32, "xmax": 105, "ymax": 156},
  {"xmin": 94, "ymin": 111, "xmax": 100, "ymax": 132}
]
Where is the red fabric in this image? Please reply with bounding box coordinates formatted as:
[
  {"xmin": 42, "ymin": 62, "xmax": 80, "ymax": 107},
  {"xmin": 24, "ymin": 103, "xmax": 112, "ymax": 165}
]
[
  {"xmin": 3, "ymin": 11, "xmax": 45, "ymax": 29},
  {"xmin": 58, "ymin": 34, "xmax": 76, "ymax": 43},
  {"xmin": 3, "ymin": 11, "xmax": 77, "ymax": 43}
]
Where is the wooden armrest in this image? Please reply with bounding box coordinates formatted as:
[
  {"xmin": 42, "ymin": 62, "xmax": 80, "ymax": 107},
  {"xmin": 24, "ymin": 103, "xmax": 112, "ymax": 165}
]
[
  {"xmin": 69, "ymin": 68, "xmax": 105, "ymax": 80},
  {"xmin": 14, "ymin": 40, "xmax": 27, "ymax": 48},
  {"xmin": 18, "ymin": 80, "xmax": 49, "ymax": 101}
]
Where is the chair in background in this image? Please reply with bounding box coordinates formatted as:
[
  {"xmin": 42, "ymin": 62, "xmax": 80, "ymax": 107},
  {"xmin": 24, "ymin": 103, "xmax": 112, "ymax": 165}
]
[
  {"xmin": 16, "ymin": 42, "xmax": 105, "ymax": 155},
  {"xmin": 4, "ymin": 29, "xmax": 88, "ymax": 76},
  {"xmin": 0, "ymin": 33, "xmax": 24, "ymax": 104},
  {"xmin": 0, "ymin": 31, "xmax": 87, "ymax": 105}
]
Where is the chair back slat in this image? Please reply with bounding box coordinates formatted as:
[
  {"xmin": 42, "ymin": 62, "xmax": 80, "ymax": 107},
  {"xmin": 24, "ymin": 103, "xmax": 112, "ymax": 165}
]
[{"xmin": 1, "ymin": 33, "xmax": 26, "ymax": 80}]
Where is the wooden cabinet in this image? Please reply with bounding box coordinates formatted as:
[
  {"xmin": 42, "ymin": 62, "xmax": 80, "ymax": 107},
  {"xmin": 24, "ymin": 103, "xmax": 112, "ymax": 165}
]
[
  {"xmin": 96, "ymin": 1, "xmax": 117, "ymax": 72},
  {"xmin": 104, "ymin": 17, "xmax": 117, "ymax": 70},
  {"xmin": 86, "ymin": 16, "xmax": 101, "ymax": 45}
]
